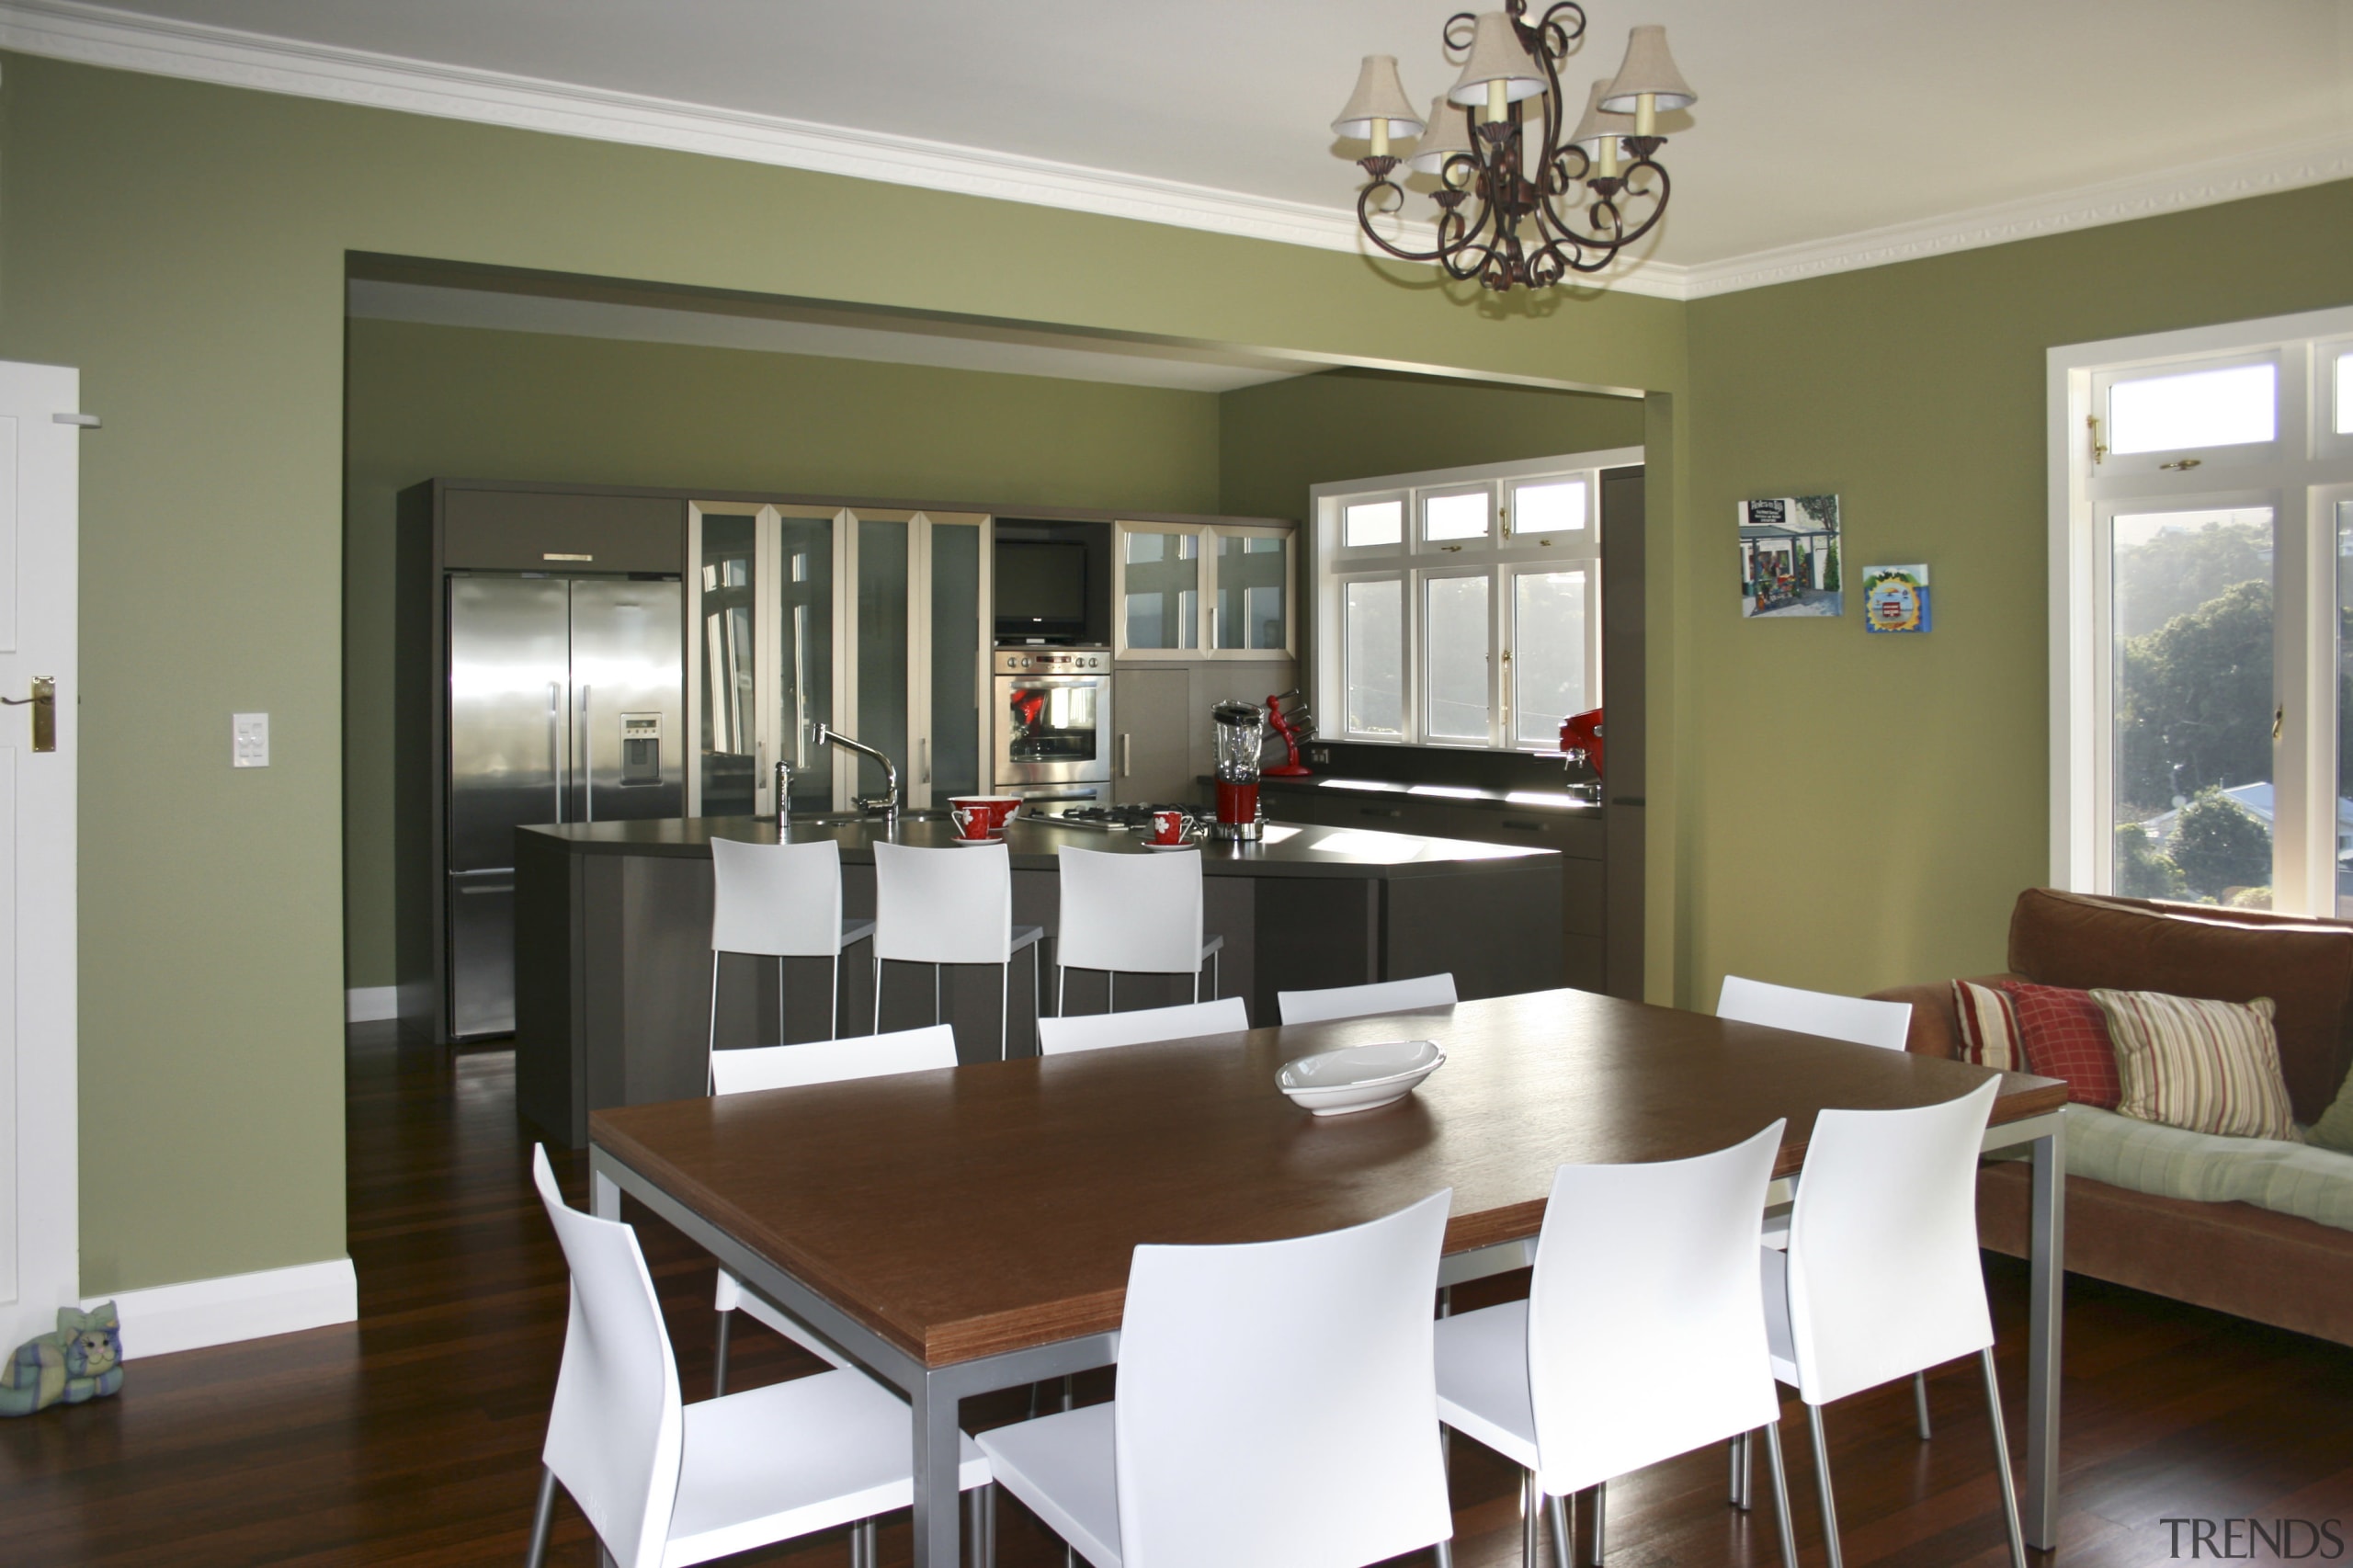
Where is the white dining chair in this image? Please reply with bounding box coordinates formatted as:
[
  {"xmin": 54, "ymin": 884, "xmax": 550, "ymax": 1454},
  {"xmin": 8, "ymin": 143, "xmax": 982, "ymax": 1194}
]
[
  {"xmin": 709, "ymin": 1024, "xmax": 958, "ymax": 1392},
  {"xmin": 1277, "ymin": 971, "xmax": 1458, "ymax": 1026},
  {"xmin": 1765, "ymin": 1079, "xmax": 2027, "ymax": 1568},
  {"xmin": 976, "ymin": 1190, "xmax": 1456, "ymax": 1568},
  {"xmin": 871, "ymin": 840, "xmax": 1044, "ymax": 1062},
  {"xmin": 1714, "ymin": 971, "xmax": 1927, "ymax": 1498},
  {"xmin": 1051, "ymin": 846, "xmax": 1224, "ymax": 1013},
  {"xmin": 707, "ymin": 837, "xmax": 874, "ymax": 1072},
  {"xmin": 1434, "ymin": 1122, "xmax": 1799, "ymax": 1568},
  {"xmin": 1037, "ymin": 995, "xmax": 1249, "ymax": 1056},
  {"xmin": 523, "ymin": 1146, "xmax": 993, "ymax": 1568}
]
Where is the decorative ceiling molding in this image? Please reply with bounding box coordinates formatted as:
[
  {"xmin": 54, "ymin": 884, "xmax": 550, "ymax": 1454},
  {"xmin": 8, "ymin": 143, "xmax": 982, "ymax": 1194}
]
[
  {"xmin": 1, "ymin": 0, "xmax": 2346, "ymax": 307},
  {"xmin": 1678, "ymin": 131, "xmax": 2353, "ymax": 300}
]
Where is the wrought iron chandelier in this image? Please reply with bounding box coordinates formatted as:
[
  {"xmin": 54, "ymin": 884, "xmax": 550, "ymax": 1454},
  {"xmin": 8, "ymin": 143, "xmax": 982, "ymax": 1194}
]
[{"xmin": 1331, "ymin": 4, "xmax": 1694, "ymax": 292}]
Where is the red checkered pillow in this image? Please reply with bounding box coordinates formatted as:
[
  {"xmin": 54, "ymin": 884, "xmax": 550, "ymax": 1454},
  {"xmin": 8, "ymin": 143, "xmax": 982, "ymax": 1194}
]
[
  {"xmin": 1999, "ymin": 981, "xmax": 2121, "ymax": 1108},
  {"xmin": 1950, "ymin": 981, "xmax": 2023, "ymax": 1072}
]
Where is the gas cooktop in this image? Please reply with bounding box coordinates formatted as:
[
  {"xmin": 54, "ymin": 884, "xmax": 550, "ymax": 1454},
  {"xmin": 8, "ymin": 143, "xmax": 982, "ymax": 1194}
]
[{"xmin": 1030, "ymin": 803, "xmax": 1198, "ymax": 833}]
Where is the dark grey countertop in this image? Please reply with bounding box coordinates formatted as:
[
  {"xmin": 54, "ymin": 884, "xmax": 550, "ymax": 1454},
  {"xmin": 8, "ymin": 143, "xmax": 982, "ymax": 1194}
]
[
  {"xmin": 519, "ymin": 813, "xmax": 1557, "ymax": 880},
  {"xmin": 1258, "ymin": 774, "xmax": 1602, "ymax": 813}
]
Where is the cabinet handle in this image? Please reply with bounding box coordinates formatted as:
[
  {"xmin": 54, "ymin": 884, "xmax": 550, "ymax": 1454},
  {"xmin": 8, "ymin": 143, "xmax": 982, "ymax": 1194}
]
[
  {"xmin": 1120, "ymin": 733, "xmax": 1132, "ymax": 778},
  {"xmin": 1360, "ymin": 806, "xmax": 1404, "ymax": 820},
  {"xmin": 1501, "ymin": 818, "xmax": 1546, "ymax": 832}
]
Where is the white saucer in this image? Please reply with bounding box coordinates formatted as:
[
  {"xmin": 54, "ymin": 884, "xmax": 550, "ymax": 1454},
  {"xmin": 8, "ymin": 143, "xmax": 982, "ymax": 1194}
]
[
  {"xmin": 949, "ymin": 834, "xmax": 1008, "ymax": 846},
  {"xmin": 1140, "ymin": 840, "xmax": 1199, "ymax": 852},
  {"xmin": 1276, "ymin": 1040, "xmax": 1446, "ymax": 1116}
]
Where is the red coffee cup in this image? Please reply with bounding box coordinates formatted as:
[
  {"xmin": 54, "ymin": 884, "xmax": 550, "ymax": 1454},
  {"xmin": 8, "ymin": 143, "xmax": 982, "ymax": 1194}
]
[
  {"xmin": 948, "ymin": 795, "xmax": 1021, "ymax": 839},
  {"xmin": 1150, "ymin": 809, "xmax": 1192, "ymax": 846}
]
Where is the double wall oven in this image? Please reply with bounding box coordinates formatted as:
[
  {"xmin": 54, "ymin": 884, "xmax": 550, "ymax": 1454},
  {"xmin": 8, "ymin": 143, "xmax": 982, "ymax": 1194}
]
[{"xmin": 992, "ymin": 648, "xmax": 1111, "ymax": 804}]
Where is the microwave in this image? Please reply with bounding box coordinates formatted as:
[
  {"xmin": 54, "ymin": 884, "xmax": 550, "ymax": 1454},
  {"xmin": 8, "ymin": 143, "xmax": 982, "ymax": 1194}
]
[{"xmin": 994, "ymin": 520, "xmax": 1110, "ymax": 644}]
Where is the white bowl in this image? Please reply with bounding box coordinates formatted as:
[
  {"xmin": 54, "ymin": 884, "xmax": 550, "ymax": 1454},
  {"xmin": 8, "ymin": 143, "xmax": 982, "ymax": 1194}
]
[{"xmin": 1276, "ymin": 1039, "xmax": 1446, "ymax": 1116}]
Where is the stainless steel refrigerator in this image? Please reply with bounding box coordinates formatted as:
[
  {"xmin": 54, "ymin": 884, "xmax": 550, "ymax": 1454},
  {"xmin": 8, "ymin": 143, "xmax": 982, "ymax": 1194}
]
[{"xmin": 446, "ymin": 573, "xmax": 683, "ymax": 1039}]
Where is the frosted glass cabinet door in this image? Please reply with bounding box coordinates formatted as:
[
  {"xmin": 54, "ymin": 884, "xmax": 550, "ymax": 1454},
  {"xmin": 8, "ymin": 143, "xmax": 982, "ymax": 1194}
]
[
  {"xmin": 1122, "ymin": 528, "xmax": 1199, "ymax": 651},
  {"xmin": 1215, "ymin": 531, "xmax": 1290, "ymax": 652},
  {"xmin": 857, "ymin": 517, "xmax": 910, "ymax": 802},
  {"xmin": 928, "ymin": 521, "xmax": 983, "ymax": 799},
  {"xmin": 777, "ymin": 513, "xmax": 835, "ymax": 813},
  {"xmin": 697, "ymin": 512, "xmax": 759, "ymax": 815}
]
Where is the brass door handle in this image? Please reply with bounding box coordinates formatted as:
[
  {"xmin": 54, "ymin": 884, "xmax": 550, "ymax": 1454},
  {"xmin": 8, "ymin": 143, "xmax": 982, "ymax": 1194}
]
[{"xmin": 0, "ymin": 676, "xmax": 55, "ymax": 752}]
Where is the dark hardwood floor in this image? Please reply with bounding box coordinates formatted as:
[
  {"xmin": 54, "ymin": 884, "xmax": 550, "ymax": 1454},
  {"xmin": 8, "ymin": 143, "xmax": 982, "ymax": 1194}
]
[{"xmin": 4, "ymin": 1027, "xmax": 2350, "ymax": 1566}]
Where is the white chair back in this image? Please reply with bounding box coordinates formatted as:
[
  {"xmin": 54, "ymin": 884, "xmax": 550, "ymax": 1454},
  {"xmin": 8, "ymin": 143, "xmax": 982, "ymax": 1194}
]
[
  {"xmin": 1113, "ymin": 1189, "xmax": 1455, "ymax": 1568},
  {"xmin": 1053, "ymin": 846, "xmax": 1205, "ymax": 976},
  {"xmin": 531, "ymin": 1145, "xmax": 680, "ymax": 1568},
  {"xmin": 1277, "ymin": 971, "xmax": 1457, "ymax": 1026},
  {"xmin": 1037, "ymin": 996, "xmax": 1249, "ymax": 1056},
  {"xmin": 710, "ymin": 1024, "xmax": 959, "ymax": 1094},
  {"xmin": 1524, "ymin": 1122, "xmax": 1786, "ymax": 1497},
  {"xmin": 709, "ymin": 836, "xmax": 849, "ymax": 958},
  {"xmin": 1716, "ymin": 974, "xmax": 1912, "ymax": 1051},
  {"xmin": 1783, "ymin": 1078, "xmax": 1999, "ymax": 1405},
  {"xmin": 871, "ymin": 840, "xmax": 1013, "ymax": 966}
]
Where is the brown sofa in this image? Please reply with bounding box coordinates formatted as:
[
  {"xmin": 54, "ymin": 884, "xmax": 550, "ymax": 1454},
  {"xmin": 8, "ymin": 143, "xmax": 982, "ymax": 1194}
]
[{"xmin": 1873, "ymin": 888, "xmax": 2353, "ymax": 1348}]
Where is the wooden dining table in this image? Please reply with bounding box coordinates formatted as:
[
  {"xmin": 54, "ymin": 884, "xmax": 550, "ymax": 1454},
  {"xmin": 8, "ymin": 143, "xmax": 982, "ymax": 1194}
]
[{"xmin": 590, "ymin": 987, "xmax": 2069, "ymax": 1568}]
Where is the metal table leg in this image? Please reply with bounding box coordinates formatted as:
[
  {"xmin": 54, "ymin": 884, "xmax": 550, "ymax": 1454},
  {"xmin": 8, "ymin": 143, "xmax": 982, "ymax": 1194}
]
[
  {"xmin": 914, "ymin": 1368, "xmax": 962, "ymax": 1568},
  {"xmin": 2024, "ymin": 1120, "xmax": 2064, "ymax": 1550}
]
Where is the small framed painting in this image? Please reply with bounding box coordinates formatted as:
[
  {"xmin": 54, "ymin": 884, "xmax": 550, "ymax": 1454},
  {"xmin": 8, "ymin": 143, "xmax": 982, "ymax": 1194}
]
[
  {"xmin": 1861, "ymin": 563, "xmax": 1930, "ymax": 633},
  {"xmin": 1738, "ymin": 495, "xmax": 1842, "ymax": 618}
]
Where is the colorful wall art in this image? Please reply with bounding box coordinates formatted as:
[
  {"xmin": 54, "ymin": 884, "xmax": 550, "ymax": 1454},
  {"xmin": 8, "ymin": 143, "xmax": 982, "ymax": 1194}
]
[
  {"xmin": 1738, "ymin": 495, "xmax": 1842, "ymax": 619},
  {"xmin": 1861, "ymin": 563, "xmax": 1932, "ymax": 633}
]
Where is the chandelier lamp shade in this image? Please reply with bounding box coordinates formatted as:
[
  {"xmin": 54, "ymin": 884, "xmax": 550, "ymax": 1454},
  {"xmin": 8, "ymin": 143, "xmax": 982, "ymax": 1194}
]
[{"xmin": 1330, "ymin": 5, "xmax": 1694, "ymax": 292}]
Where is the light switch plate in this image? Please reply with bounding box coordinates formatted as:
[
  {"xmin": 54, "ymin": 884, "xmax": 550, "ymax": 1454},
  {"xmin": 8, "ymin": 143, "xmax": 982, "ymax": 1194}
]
[{"xmin": 233, "ymin": 711, "xmax": 268, "ymax": 768}]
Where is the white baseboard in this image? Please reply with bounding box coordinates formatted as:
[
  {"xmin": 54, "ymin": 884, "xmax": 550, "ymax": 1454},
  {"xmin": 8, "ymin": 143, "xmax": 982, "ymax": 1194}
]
[
  {"xmin": 85, "ymin": 1257, "xmax": 358, "ymax": 1359},
  {"xmin": 346, "ymin": 985, "xmax": 398, "ymax": 1023}
]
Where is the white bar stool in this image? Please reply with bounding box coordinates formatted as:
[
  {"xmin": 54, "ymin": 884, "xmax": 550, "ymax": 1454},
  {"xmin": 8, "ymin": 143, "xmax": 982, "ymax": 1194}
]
[
  {"xmin": 707, "ymin": 836, "xmax": 873, "ymax": 1072},
  {"xmin": 870, "ymin": 839, "xmax": 1043, "ymax": 1061},
  {"xmin": 1052, "ymin": 846, "xmax": 1223, "ymax": 1015},
  {"xmin": 1037, "ymin": 995, "xmax": 1248, "ymax": 1056},
  {"xmin": 976, "ymin": 1190, "xmax": 1456, "ymax": 1568}
]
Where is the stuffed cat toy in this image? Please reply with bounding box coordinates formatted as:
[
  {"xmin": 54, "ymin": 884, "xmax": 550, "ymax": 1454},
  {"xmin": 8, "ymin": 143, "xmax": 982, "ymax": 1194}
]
[{"xmin": 0, "ymin": 1302, "xmax": 123, "ymax": 1416}]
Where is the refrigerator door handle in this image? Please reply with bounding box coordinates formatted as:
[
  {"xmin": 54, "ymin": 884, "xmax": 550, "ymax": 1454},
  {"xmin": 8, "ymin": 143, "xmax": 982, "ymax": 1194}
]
[
  {"xmin": 579, "ymin": 683, "xmax": 594, "ymax": 824},
  {"xmin": 548, "ymin": 681, "xmax": 564, "ymax": 824}
]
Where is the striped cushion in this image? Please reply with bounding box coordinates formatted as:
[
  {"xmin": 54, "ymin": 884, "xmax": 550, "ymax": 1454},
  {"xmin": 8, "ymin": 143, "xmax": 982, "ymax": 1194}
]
[
  {"xmin": 2089, "ymin": 989, "xmax": 2299, "ymax": 1142},
  {"xmin": 1951, "ymin": 980, "xmax": 2022, "ymax": 1072},
  {"xmin": 2001, "ymin": 981, "xmax": 2121, "ymax": 1108}
]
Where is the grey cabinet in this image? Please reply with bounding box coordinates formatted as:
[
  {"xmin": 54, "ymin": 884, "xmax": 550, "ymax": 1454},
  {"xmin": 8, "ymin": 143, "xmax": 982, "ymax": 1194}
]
[{"xmin": 1112, "ymin": 668, "xmax": 1193, "ymax": 804}]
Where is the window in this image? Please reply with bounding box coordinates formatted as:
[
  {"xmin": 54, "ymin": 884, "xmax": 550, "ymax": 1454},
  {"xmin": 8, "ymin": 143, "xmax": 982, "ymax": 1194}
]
[
  {"xmin": 1113, "ymin": 520, "xmax": 1294, "ymax": 658},
  {"xmin": 2051, "ymin": 306, "xmax": 2353, "ymax": 916},
  {"xmin": 1313, "ymin": 446, "xmax": 1638, "ymax": 750}
]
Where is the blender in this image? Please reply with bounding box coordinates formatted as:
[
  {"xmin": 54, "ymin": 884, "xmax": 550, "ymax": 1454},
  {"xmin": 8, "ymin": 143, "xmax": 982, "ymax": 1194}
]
[{"xmin": 1211, "ymin": 701, "xmax": 1267, "ymax": 841}]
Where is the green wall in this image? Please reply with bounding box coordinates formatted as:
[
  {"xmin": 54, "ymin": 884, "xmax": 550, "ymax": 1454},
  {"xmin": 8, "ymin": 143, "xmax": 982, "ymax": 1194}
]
[
  {"xmin": 1216, "ymin": 369, "xmax": 1647, "ymax": 521},
  {"xmin": 345, "ymin": 318, "xmax": 1223, "ymax": 988},
  {"xmin": 0, "ymin": 51, "xmax": 1686, "ymax": 1294},
  {"xmin": 1679, "ymin": 178, "xmax": 2353, "ymax": 1006}
]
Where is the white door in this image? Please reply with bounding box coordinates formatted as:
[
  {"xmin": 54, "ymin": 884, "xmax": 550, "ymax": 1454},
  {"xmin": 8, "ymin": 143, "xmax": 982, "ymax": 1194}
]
[{"xmin": 0, "ymin": 363, "xmax": 80, "ymax": 1352}]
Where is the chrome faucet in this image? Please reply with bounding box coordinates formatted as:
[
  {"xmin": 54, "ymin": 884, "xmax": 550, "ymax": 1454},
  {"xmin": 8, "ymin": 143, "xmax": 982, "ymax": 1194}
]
[{"xmin": 811, "ymin": 722, "xmax": 900, "ymax": 831}]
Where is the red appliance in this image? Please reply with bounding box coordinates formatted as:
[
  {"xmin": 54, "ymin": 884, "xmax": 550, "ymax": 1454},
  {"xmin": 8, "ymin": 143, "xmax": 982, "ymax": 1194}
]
[
  {"xmin": 1558, "ymin": 708, "xmax": 1604, "ymax": 778},
  {"xmin": 1264, "ymin": 689, "xmax": 1313, "ymax": 778}
]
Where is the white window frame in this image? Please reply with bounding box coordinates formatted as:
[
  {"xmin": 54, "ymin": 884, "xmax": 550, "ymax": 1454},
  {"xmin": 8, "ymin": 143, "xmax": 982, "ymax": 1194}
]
[
  {"xmin": 2049, "ymin": 305, "xmax": 2353, "ymax": 912},
  {"xmin": 1112, "ymin": 518, "xmax": 1297, "ymax": 661},
  {"xmin": 1313, "ymin": 445, "xmax": 1638, "ymax": 750},
  {"xmin": 2317, "ymin": 335, "xmax": 2353, "ymax": 461}
]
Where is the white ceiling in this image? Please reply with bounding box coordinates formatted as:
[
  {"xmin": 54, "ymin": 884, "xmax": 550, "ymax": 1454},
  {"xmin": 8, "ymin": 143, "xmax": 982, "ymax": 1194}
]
[
  {"xmin": 14, "ymin": 0, "xmax": 2352, "ymax": 280},
  {"xmin": 347, "ymin": 278, "xmax": 1318, "ymax": 392}
]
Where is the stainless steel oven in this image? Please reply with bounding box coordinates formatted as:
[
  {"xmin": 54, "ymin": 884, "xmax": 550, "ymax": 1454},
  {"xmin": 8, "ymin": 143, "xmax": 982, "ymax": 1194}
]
[{"xmin": 992, "ymin": 648, "xmax": 1112, "ymax": 798}]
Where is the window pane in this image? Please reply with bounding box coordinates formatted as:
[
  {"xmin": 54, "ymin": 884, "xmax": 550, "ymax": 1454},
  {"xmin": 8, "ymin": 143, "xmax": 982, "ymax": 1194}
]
[
  {"xmin": 1216, "ymin": 533, "xmax": 1288, "ymax": 650},
  {"xmin": 698, "ymin": 514, "xmax": 758, "ymax": 814},
  {"xmin": 1425, "ymin": 491, "xmax": 1490, "ymax": 542},
  {"xmin": 1344, "ymin": 499, "xmax": 1402, "ymax": 548},
  {"xmin": 1513, "ymin": 570, "xmax": 1590, "ymax": 746},
  {"xmin": 1123, "ymin": 529, "xmax": 1199, "ymax": 650},
  {"xmin": 1345, "ymin": 580, "xmax": 1403, "ymax": 736},
  {"xmin": 2109, "ymin": 363, "xmax": 2276, "ymax": 454},
  {"xmin": 1511, "ymin": 478, "xmax": 1587, "ymax": 536},
  {"xmin": 2337, "ymin": 352, "xmax": 2352, "ymax": 437},
  {"xmin": 1425, "ymin": 575, "xmax": 1491, "ymax": 740},
  {"xmin": 2339, "ymin": 501, "xmax": 2353, "ymax": 916},
  {"xmin": 2109, "ymin": 506, "xmax": 2276, "ymax": 907},
  {"xmin": 778, "ymin": 516, "xmax": 834, "ymax": 811}
]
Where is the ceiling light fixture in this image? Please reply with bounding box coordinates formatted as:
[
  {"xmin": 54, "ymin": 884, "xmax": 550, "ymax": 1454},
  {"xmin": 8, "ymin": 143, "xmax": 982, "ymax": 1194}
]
[{"xmin": 1332, "ymin": 5, "xmax": 1693, "ymax": 292}]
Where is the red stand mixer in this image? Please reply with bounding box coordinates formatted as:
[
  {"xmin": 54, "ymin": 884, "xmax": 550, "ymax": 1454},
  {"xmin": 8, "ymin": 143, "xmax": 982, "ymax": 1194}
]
[{"xmin": 1263, "ymin": 688, "xmax": 1314, "ymax": 778}]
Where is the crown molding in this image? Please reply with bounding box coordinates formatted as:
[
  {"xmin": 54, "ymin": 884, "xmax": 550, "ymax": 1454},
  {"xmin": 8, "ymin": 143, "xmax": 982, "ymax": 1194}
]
[
  {"xmin": 1678, "ymin": 131, "xmax": 2353, "ymax": 300},
  {"xmin": 0, "ymin": 1, "xmax": 2344, "ymax": 308}
]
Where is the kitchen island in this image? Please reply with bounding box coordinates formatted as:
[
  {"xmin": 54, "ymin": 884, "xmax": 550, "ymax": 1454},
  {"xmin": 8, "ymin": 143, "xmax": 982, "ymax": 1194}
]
[{"xmin": 515, "ymin": 813, "xmax": 1561, "ymax": 1145}]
